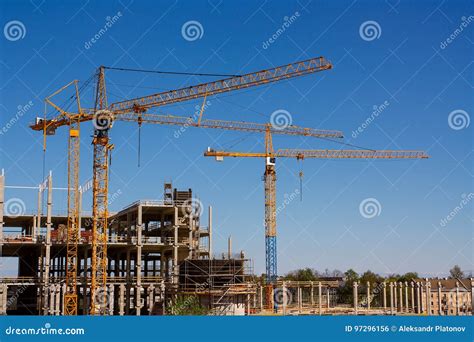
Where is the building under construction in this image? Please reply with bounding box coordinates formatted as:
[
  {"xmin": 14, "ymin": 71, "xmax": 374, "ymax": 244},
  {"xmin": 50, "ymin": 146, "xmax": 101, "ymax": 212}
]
[{"xmin": 0, "ymin": 171, "xmax": 257, "ymax": 315}]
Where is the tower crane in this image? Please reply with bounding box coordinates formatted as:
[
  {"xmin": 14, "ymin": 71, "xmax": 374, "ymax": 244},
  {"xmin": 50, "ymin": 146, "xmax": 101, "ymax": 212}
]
[
  {"xmin": 30, "ymin": 57, "xmax": 335, "ymax": 315},
  {"xmin": 204, "ymin": 129, "xmax": 429, "ymax": 290}
]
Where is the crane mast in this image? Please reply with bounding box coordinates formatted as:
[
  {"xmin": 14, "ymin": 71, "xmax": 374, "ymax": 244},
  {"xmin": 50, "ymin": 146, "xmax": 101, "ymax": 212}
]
[
  {"xmin": 32, "ymin": 57, "xmax": 335, "ymax": 315},
  {"xmin": 90, "ymin": 66, "xmax": 113, "ymax": 315}
]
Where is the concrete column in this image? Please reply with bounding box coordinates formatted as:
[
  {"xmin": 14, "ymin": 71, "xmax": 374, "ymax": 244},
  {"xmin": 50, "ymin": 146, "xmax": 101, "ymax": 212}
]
[
  {"xmin": 318, "ymin": 282, "xmax": 322, "ymax": 315},
  {"xmin": 399, "ymin": 282, "xmax": 403, "ymax": 312},
  {"xmin": 49, "ymin": 284, "xmax": 55, "ymax": 315},
  {"xmin": 260, "ymin": 286, "xmax": 263, "ymax": 311},
  {"xmin": 455, "ymin": 282, "xmax": 460, "ymax": 316},
  {"xmin": 35, "ymin": 186, "xmax": 42, "ymax": 239},
  {"xmin": 383, "ymin": 282, "xmax": 387, "ymax": 312},
  {"xmin": 227, "ymin": 236, "xmax": 232, "ymax": 259},
  {"xmin": 326, "ymin": 287, "xmax": 330, "ymax": 310},
  {"xmin": 108, "ymin": 284, "xmax": 114, "ymax": 315},
  {"xmin": 43, "ymin": 172, "xmax": 52, "ymax": 315},
  {"xmin": 282, "ymin": 282, "xmax": 287, "ymax": 315},
  {"xmin": 147, "ymin": 284, "xmax": 155, "ymax": 315},
  {"xmin": 310, "ymin": 281, "xmax": 314, "ymax": 306},
  {"xmin": 208, "ymin": 206, "xmax": 213, "ymax": 257},
  {"xmin": 405, "ymin": 281, "xmax": 409, "ymax": 312},
  {"xmin": 471, "ymin": 278, "xmax": 474, "ymax": 316},
  {"xmin": 425, "ymin": 281, "xmax": 431, "ymax": 315},
  {"xmin": 136, "ymin": 205, "xmax": 143, "ymax": 316},
  {"xmin": 119, "ymin": 284, "xmax": 125, "ymax": 316},
  {"xmin": 394, "ymin": 282, "xmax": 398, "ymax": 312},
  {"xmin": 389, "ymin": 282, "xmax": 394, "ymax": 315},
  {"xmin": 173, "ymin": 221, "xmax": 179, "ymax": 284},
  {"xmin": 410, "ymin": 282, "xmax": 415, "ymax": 314},
  {"xmin": 367, "ymin": 282, "xmax": 371, "ymax": 311},
  {"xmin": 54, "ymin": 284, "xmax": 60, "ymax": 315},
  {"xmin": 353, "ymin": 282, "xmax": 358, "ymax": 315},
  {"xmin": 419, "ymin": 282, "xmax": 424, "ymax": 313},
  {"xmin": 297, "ymin": 286, "xmax": 301, "ymax": 313},
  {"xmin": 61, "ymin": 283, "xmax": 66, "ymax": 315}
]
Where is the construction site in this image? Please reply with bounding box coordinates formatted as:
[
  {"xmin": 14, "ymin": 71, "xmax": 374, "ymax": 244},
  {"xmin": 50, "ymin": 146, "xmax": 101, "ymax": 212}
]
[{"xmin": 0, "ymin": 56, "xmax": 471, "ymax": 317}]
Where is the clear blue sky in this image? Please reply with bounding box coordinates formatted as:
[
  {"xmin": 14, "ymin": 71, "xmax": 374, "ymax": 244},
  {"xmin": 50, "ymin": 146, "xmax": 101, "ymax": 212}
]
[{"xmin": 0, "ymin": 0, "xmax": 472, "ymax": 277}]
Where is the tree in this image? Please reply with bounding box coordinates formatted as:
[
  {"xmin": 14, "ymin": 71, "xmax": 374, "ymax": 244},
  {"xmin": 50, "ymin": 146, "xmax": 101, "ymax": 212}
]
[
  {"xmin": 449, "ymin": 265, "xmax": 465, "ymax": 279},
  {"xmin": 284, "ymin": 268, "xmax": 318, "ymax": 281}
]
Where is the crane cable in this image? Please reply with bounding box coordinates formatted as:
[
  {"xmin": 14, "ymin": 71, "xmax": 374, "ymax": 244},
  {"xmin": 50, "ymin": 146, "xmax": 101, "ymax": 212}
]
[{"xmin": 102, "ymin": 66, "xmax": 242, "ymax": 78}]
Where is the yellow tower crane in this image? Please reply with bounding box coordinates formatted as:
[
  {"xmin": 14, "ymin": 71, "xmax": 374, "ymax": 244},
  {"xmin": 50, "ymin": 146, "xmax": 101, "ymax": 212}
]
[
  {"xmin": 204, "ymin": 128, "xmax": 428, "ymax": 306},
  {"xmin": 30, "ymin": 55, "xmax": 336, "ymax": 315}
]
